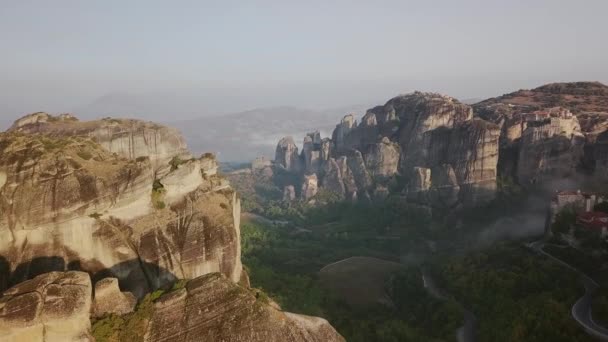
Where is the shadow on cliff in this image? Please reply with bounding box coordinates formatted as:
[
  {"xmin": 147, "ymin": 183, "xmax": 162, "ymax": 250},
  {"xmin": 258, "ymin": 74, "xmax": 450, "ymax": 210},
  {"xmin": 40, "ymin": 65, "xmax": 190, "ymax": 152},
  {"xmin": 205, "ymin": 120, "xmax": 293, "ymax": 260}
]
[{"xmin": 0, "ymin": 255, "xmax": 177, "ymax": 298}]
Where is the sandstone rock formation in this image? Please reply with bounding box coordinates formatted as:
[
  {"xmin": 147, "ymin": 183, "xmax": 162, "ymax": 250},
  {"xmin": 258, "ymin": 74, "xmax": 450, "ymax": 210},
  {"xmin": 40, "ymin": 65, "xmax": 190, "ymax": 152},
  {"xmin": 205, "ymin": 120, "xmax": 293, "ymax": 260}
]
[
  {"xmin": 0, "ymin": 114, "xmax": 241, "ymax": 299},
  {"xmin": 266, "ymin": 83, "xmax": 608, "ymax": 209},
  {"xmin": 275, "ymin": 136, "xmax": 300, "ymax": 172},
  {"xmin": 9, "ymin": 113, "xmax": 190, "ymax": 172},
  {"xmin": 474, "ymin": 82, "xmax": 608, "ymax": 184},
  {"xmin": 283, "ymin": 185, "xmax": 296, "ymax": 201},
  {"xmin": 363, "ymin": 137, "xmax": 400, "ymax": 180},
  {"xmin": 93, "ymin": 277, "xmax": 136, "ymax": 317},
  {"xmin": 0, "ymin": 271, "xmax": 92, "ymax": 342},
  {"xmin": 301, "ymin": 174, "xmax": 319, "ymax": 201},
  {"xmin": 273, "ymin": 91, "xmax": 500, "ymax": 208},
  {"xmin": 516, "ymin": 110, "xmax": 585, "ymax": 183},
  {"xmin": 144, "ymin": 273, "xmax": 345, "ymax": 342},
  {"xmin": 0, "ymin": 113, "xmax": 346, "ymax": 342}
]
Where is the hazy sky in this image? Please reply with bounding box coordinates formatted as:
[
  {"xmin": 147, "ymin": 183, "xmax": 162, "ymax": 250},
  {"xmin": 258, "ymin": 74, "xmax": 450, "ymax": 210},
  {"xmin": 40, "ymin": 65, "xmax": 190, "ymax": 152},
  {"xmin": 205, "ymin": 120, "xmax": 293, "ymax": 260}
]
[{"xmin": 1, "ymin": 0, "xmax": 607, "ymax": 122}]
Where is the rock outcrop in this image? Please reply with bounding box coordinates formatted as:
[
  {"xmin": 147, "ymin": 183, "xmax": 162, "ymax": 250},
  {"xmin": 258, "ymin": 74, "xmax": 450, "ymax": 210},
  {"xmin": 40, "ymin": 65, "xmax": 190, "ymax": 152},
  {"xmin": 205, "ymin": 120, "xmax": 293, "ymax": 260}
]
[
  {"xmin": 1, "ymin": 271, "xmax": 344, "ymax": 342},
  {"xmin": 144, "ymin": 273, "xmax": 345, "ymax": 342},
  {"xmin": 264, "ymin": 82, "xmax": 607, "ymax": 206},
  {"xmin": 301, "ymin": 174, "xmax": 319, "ymax": 201},
  {"xmin": 93, "ymin": 277, "xmax": 136, "ymax": 317},
  {"xmin": 0, "ymin": 113, "xmax": 345, "ymax": 342},
  {"xmin": 283, "ymin": 185, "xmax": 296, "ymax": 201},
  {"xmin": 273, "ymin": 92, "xmax": 500, "ymax": 208},
  {"xmin": 9, "ymin": 113, "xmax": 189, "ymax": 172},
  {"xmin": 0, "ymin": 114, "xmax": 242, "ymax": 298},
  {"xmin": 275, "ymin": 137, "xmax": 300, "ymax": 172},
  {"xmin": 0, "ymin": 271, "xmax": 92, "ymax": 342},
  {"xmin": 475, "ymin": 82, "xmax": 608, "ymax": 184}
]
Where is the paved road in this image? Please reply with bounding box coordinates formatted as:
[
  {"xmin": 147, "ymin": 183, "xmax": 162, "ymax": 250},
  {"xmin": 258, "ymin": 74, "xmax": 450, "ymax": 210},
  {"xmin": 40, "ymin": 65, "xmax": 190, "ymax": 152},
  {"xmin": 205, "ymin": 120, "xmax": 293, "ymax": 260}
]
[
  {"xmin": 527, "ymin": 240, "xmax": 608, "ymax": 341},
  {"xmin": 421, "ymin": 269, "xmax": 476, "ymax": 342}
]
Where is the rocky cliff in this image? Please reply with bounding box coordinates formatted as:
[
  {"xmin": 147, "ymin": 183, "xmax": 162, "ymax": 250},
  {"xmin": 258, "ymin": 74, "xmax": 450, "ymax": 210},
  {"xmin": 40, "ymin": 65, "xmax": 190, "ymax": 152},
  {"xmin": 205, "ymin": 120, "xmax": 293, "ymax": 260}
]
[
  {"xmin": 0, "ymin": 113, "xmax": 343, "ymax": 341},
  {"xmin": 274, "ymin": 92, "xmax": 500, "ymax": 208},
  {"xmin": 0, "ymin": 272, "xmax": 344, "ymax": 342},
  {"xmin": 270, "ymin": 83, "xmax": 608, "ymax": 210},
  {"xmin": 145, "ymin": 273, "xmax": 344, "ymax": 342},
  {"xmin": 474, "ymin": 82, "xmax": 608, "ymax": 184},
  {"xmin": 0, "ymin": 113, "xmax": 241, "ymax": 297}
]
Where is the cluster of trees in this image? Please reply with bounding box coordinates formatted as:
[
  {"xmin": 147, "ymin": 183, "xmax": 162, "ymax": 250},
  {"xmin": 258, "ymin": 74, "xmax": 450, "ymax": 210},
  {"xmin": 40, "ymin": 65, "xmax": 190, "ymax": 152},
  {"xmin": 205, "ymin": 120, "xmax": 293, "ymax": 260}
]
[
  {"xmin": 241, "ymin": 219, "xmax": 461, "ymax": 342},
  {"xmin": 434, "ymin": 243, "xmax": 590, "ymax": 341}
]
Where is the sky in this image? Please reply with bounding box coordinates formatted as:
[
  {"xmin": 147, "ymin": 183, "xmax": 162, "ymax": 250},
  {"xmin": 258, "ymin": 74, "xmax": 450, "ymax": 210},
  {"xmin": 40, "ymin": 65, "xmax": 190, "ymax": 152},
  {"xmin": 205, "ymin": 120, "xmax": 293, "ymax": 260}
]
[{"xmin": 1, "ymin": 0, "xmax": 608, "ymax": 123}]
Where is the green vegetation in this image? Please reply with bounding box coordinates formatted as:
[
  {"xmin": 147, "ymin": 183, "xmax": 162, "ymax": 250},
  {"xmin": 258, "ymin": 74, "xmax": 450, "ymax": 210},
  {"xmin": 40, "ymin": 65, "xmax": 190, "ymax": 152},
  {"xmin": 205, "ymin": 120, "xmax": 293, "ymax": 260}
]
[
  {"xmin": 235, "ymin": 167, "xmax": 605, "ymax": 341},
  {"xmin": 92, "ymin": 290, "xmax": 159, "ymax": 342},
  {"xmin": 77, "ymin": 149, "xmax": 93, "ymax": 160},
  {"xmin": 169, "ymin": 155, "xmax": 186, "ymax": 171},
  {"xmin": 552, "ymin": 206, "xmax": 577, "ymax": 234},
  {"xmin": 92, "ymin": 280, "xmax": 189, "ymax": 342},
  {"xmin": 593, "ymin": 287, "xmax": 608, "ymax": 327},
  {"xmin": 434, "ymin": 243, "xmax": 589, "ymax": 341},
  {"xmin": 89, "ymin": 212, "xmax": 102, "ymax": 219},
  {"xmin": 594, "ymin": 201, "xmax": 608, "ymax": 214},
  {"xmin": 38, "ymin": 136, "xmax": 72, "ymax": 151},
  {"xmin": 151, "ymin": 179, "xmax": 166, "ymax": 209},
  {"xmin": 242, "ymin": 218, "xmax": 460, "ymax": 342}
]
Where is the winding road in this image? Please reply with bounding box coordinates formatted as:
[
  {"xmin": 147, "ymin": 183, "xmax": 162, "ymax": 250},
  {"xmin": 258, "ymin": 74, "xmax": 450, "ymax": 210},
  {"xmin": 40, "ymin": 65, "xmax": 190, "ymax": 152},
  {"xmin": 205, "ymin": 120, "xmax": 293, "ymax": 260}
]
[
  {"xmin": 527, "ymin": 240, "xmax": 608, "ymax": 341},
  {"xmin": 421, "ymin": 268, "xmax": 477, "ymax": 342}
]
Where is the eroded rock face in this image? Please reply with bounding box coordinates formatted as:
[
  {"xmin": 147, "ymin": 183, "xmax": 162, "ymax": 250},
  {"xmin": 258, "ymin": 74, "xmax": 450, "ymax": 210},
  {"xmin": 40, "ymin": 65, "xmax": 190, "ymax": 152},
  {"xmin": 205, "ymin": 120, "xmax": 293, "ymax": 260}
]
[
  {"xmin": 273, "ymin": 92, "xmax": 500, "ymax": 208},
  {"xmin": 517, "ymin": 116, "xmax": 585, "ymax": 184},
  {"xmin": 364, "ymin": 137, "xmax": 400, "ymax": 180},
  {"xmin": 93, "ymin": 277, "xmax": 136, "ymax": 317},
  {"xmin": 474, "ymin": 83, "xmax": 608, "ymax": 183},
  {"xmin": 9, "ymin": 114, "xmax": 189, "ymax": 172},
  {"xmin": 144, "ymin": 273, "xmax": 345, "ymax": 342},
  {"xmin": 322, "ymin": 158, "xmax": 345, "ymax": 196},
  {"xmin": 346, "ymin": 150, "xmax": 373, "ymax": 196},
  {"xmin": 0, "ymin": 271, "xmax": 92, "ymax": 342},
  {"xmin": 0, "ymin": 114, "xmax": 242, "ymax": 299},
  {"xmin": 301, "ymin": 174, "xmax": 319, "ymax": 201},
  {"xmin": 275, "ymin": 137, "xmax": 300, "ymax": 172},
  {"xmin": 283, "ymin": 185, "xmax": 296, "ymax": 201}
]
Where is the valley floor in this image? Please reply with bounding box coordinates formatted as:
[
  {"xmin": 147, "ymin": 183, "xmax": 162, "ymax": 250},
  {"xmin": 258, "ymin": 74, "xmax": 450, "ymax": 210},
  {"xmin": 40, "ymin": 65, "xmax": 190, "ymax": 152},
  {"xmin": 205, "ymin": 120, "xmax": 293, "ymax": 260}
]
[{"xmin": 241, "ymin": 204, "xmax": 608, "ymax": 342}]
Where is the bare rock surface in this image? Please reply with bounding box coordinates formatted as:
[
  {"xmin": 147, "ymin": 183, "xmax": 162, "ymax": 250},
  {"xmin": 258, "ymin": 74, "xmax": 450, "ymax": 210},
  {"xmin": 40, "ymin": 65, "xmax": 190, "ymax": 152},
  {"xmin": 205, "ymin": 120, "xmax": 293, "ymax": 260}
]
[
  {"xmin": 275, "ymin": 136, "xmax": 300, "ymax": 172},
  {"xmin": 0, "ymin": 271, "xmax": 92, "ymax": 342},
  {"xmin": 0, "ymin": 113, "xmax": 242, "ymax": 299},
  {"xmin": 273, "ymin": 92, "xmax": 499, "ymax": 208},
  {"xmin": 301, "ymin": 174, "xmax": 319, "ymax": 201},
  {"xmin": 93, "ymin": 277, "xmax": 136, "ymax": 317},
  {"xmin": 144, "ymin": 273, "xmax": 345, "ymax": 342},
  {"xmin": 9, "ymin": 114, "xmax": 189, "ymax": 171}
]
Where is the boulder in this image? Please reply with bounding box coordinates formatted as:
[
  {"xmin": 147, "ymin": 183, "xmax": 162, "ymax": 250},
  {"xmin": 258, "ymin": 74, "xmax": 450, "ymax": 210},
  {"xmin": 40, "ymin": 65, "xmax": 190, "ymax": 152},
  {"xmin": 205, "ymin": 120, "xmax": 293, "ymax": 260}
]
[
  {"xmin": 93, "ymin": 278, "xmax": 137, "ymax": 317},
  {"xmin": 0, "ymin": 271, "xmax": 92, "ymax": 342}
]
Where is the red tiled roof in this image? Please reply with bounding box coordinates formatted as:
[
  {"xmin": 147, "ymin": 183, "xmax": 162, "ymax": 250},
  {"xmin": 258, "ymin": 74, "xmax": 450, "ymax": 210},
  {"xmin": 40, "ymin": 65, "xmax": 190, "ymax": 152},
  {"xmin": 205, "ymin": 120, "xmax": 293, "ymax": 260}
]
[{"xmin": 577, "ymin": 212, "xmax": 608, "ymax": 230}]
